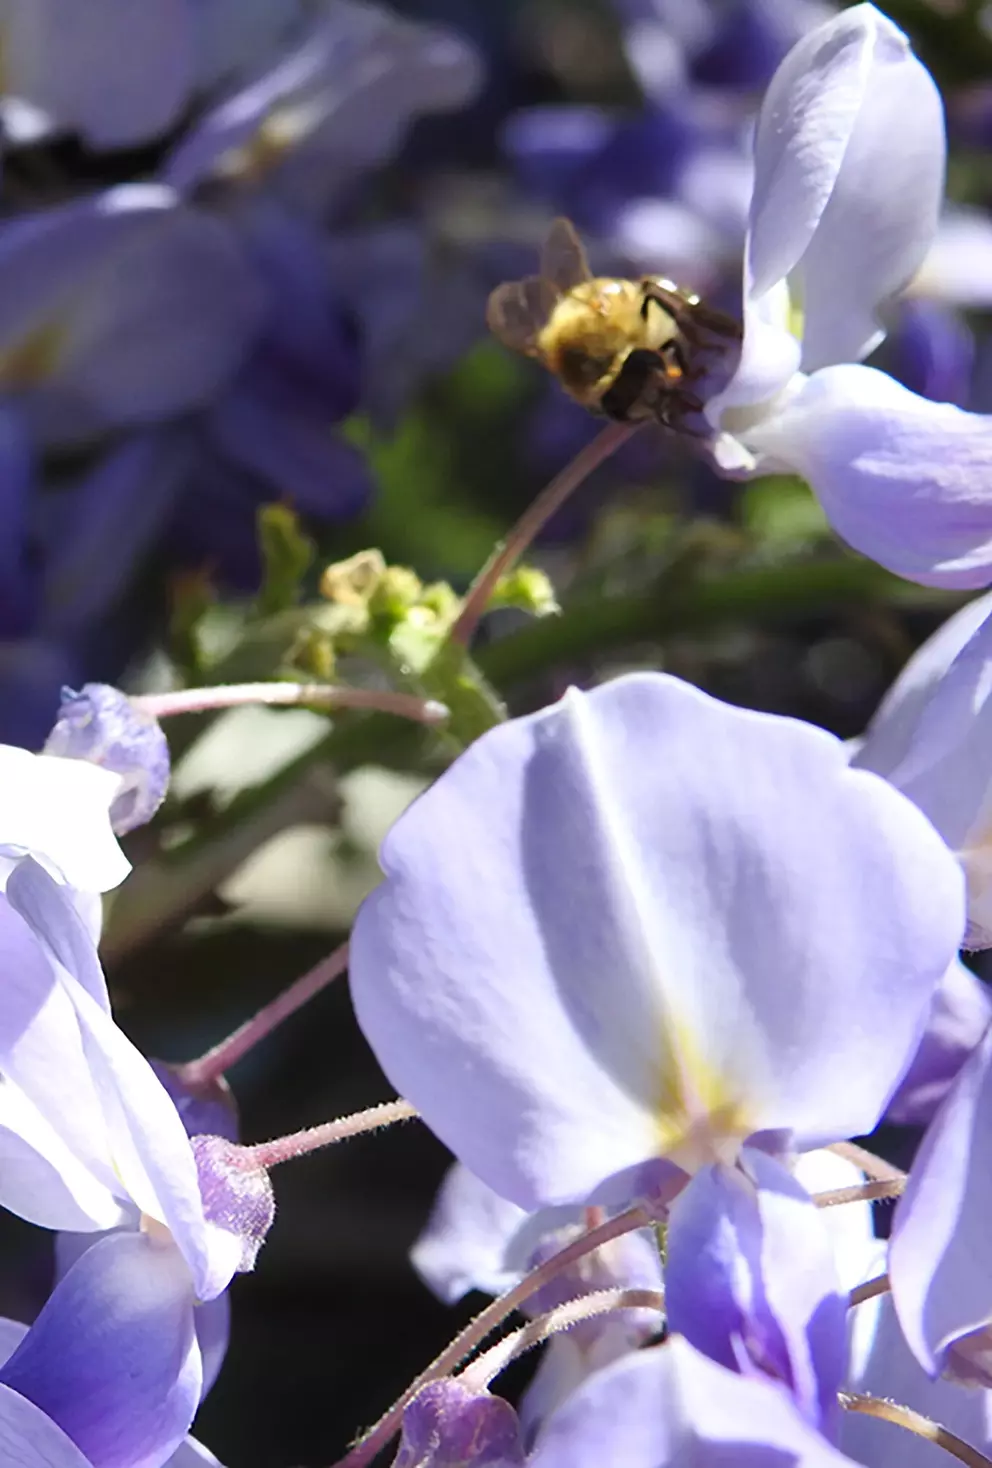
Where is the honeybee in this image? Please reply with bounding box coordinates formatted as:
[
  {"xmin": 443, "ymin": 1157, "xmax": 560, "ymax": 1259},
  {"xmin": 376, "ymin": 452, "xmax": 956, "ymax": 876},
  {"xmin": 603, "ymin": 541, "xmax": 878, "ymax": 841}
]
[{"xmin": 486, "ymin": 218, "xmax": 740, "ymax": 432}]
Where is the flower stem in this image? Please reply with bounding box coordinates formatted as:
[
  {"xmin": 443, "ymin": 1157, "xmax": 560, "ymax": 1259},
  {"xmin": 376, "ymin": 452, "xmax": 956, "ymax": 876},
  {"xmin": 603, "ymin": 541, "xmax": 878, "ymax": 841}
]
[
  {"xmin": 248, "ymin": 1099, "xmax": 418, "ymax": 1168},
  {"xmin": 448, "ymin": 420, "xmax": 638, "ymax": 648},
  {"xmin": 828, "ymin": 1140, "xmax": 905, "ymax": 1183},
  {"xmin": 332, "ymin": 1202, "xmax": 654, "ymax": 1467},
  {"xmin": 460, "ymin": 1287, "xmax": 665, "ymax": 1391},
  {"xmin": 132, "ymin": 682, "xmax": 449, "ymax": 725},
  {"xmin": 839, "ymin": 1393, "xmax": 992, "ymax": 1468},
  {"xmin": 177, "ymin": 940, "xmax": 350, "ymax": 1087},
  {"xmin": 849, "ymin": 1273, "xmax": 890, "ymax": 1308},
  {"xmin": 813, "ymin": 1178, "xmax": 904, "ymax": 1209}
]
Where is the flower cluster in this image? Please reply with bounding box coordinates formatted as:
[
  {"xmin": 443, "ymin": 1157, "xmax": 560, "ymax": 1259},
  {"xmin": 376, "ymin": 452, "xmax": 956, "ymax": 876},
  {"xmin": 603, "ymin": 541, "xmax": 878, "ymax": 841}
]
[
  {"xmin": 0, "ymin": 0, "xmax": 482, "ymax": 748},
  {"xmin": 11, "ymin": 4, "xmax": 992, "ymax": 1468}
]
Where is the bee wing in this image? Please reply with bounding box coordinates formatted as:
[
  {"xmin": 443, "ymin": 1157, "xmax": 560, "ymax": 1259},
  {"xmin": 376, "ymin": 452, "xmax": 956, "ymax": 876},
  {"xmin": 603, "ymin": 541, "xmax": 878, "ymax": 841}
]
[
  {"xmin": 486, "ymin": 275, "xmax": 557, "ymax": 357},
  {"xmin": 541, "ymin": 217, "xmax": 592, "ymax": 293}
]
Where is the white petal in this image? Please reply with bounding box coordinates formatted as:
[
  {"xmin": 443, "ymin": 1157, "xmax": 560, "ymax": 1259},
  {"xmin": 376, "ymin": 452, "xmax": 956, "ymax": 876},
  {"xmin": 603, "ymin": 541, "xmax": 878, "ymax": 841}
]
[{"xmin": 0, "ymin": 749, "xmax": 128, "ymax": 891}]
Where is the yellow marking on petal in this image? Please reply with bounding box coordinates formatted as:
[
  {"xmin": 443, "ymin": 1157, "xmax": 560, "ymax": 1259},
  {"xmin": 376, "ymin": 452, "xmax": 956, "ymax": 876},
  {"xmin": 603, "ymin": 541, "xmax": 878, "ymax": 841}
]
[
  {"xmin": 787, "ymin": 294, "xmax": 805, "ymax": 344},
  {"xmin": 0, "ymin": 320, "xmax": 66, "ymax": 389},
  {"xmin": 653, "ymin": 1011, "xmax": 756, "ymax": 1174}
]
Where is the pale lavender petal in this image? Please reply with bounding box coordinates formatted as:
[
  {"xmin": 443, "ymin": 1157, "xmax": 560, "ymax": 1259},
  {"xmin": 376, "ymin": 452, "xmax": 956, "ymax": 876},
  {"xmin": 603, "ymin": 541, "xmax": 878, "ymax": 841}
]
[
  {"xmin": 195, "ymin": 1294, "xmax": 230, "ymax": 1400},
  {"xmin": 0, "ymin": 1078, "xmax": 125, "ymax": 1231},
  {"xmin": 410, "ymin": 1164, "xmax": 530, "ymax": 1305},
  {"xmin": 855, "ymin": 602, "xmax": 992, "ymax": 945},
  {"xmin": 166, "ymin": 1441, "xmax": 224, "ymax": 1468},
  {"xmin": 0, "ymin": 1231, "xmax": 201, "ymax": 1468},
  {"xmin": 0, "ymin": 1384, "xmax": 90, "ymax": 1468},
  {"xmin": 2, "ymin": 0, "xmax": 195, "ymax": 148},
  {"xmin": 529, "ymin": 1336, "xmax": 858, "ymax": 1468},
  {"xmin": 854, "ymin": 593, "xmax": 992, "ymax": 783},
  {"xmin": 747, "ymin": 6, "xmax": 943, "ymax": 370},
  {"xmin": 351, "ymin": 674, "xmax": 964, "ymax": 1211},
  {"xmin": 890, "ymin": 1025, "xmax": 992, "ymax": 1375},
  {"xmin": 665, "ymin": 1150, "xmax": 846, "ymax": 1432},
  {"xmin": 886, "ymin": 962, "xmax": 991, "ymax": 1124},
  {"xmin": 0, "ymin": 888, "xmax": 121, "ymax": 1212},
  {"xmin": 744, "ymin": 363, "xmax": 992, "ymax": 588},
  {"xmin": 6, "ymin": 862, "xmax": 232, "ymax": 1301},
  {"xmin": 0, "ymin": 1321, "xmax": 28, "ymax": 1365}
]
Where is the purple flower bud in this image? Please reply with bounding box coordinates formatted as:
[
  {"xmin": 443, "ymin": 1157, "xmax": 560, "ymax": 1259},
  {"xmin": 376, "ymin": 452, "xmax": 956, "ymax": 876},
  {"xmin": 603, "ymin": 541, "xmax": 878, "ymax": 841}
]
[
  {"xmin": 191, "ymin": 1137, "xmax": 275, "ymax": 1274},
  {"xmin": 43, "ymin": 683, "xmax": 170, "ymax": 834},
  {"xmin": 394, "ymin": 1380, "xmax": 526, "ymax": 1468}
]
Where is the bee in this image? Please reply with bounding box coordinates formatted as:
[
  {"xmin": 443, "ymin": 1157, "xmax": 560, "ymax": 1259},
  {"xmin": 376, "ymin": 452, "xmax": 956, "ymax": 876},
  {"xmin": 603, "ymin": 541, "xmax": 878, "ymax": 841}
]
[{"xmin": 486, "ymin": 217, "xmax": 740, "ymax": 433}]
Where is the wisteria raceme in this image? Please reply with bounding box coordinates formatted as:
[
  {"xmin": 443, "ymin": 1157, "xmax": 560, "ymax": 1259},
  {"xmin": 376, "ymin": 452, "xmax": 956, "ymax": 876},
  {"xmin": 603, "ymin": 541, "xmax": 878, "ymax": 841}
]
[{"xmin": 10, "ymin": 2, "xmax": 992, "ymax": 1467}]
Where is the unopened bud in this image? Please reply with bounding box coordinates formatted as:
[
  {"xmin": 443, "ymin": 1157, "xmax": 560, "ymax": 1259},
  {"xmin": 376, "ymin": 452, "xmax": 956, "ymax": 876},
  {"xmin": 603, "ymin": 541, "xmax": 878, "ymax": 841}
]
[{"xmin": 43, "ymin": 683, "xmax": 169, "ymax": 834}]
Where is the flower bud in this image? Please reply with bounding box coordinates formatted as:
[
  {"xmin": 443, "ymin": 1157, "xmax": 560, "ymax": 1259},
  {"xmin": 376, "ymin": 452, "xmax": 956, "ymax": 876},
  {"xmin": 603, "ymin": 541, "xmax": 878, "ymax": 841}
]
[{"xmin": 43, "ymin": 683, "xmax": 170, "ymax": 834}]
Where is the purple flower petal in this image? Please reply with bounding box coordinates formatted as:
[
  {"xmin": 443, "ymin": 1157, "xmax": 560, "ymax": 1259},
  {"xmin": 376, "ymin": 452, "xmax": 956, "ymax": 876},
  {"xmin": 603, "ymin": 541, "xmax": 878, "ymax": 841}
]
[
  {"xmin": 529, "ymin": 1336, "xmax": 858, "ymax": 1468},
  {"xmin": 396, "ymin": 1381, "xmax": 526, "ymax": 1468},
  {"xmin": 0, "ymin": 1231, "xmax": 200, "ymax": 1468},
  {"xmin": 890, "ymin": 1025, "xmax": 992, "ymax": 1375},
  {"xmin": 50, "ymin": 209, "xmax": 262, "ymax": 430},
  {"xmin": 745, "ymin": 364, "xmax": 992, "ymax": 588},
  {"xmin": 886, "ymin": 962, "xmax": 991, "ymax": 1124},
  {"xmin": 40, "ymin": 430, "xmax": 195, "ymax": 638},
  {"xmin": 0, "ymin": 1384, "xmax": 90, "ymax": 1468},
  {"xmin": 665, "ymin": 1149, "xmax": 846, "ymax": 1433},
  {"xmin": 2, "ymin": 0, "xmax": 194, "ymax": 147},
  {"xmin": 351, "ymin": 674, "xmax": 964, "ymax": 1211}
]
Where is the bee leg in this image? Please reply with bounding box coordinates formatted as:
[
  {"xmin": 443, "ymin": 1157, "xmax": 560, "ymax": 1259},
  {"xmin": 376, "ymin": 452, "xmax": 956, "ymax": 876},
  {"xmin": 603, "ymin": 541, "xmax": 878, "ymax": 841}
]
[{"xmin": 641, "ymin": 283, "xmax": 741, "ymax": 345}]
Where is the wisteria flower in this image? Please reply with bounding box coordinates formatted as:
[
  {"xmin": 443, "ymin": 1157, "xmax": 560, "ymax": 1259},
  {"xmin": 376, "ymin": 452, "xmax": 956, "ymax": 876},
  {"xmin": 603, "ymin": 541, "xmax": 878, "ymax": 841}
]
[
  {"xmin": 0, "ymin": 857, "xmax": 274, "ymax": 1449},
  {"xmin": 350, "ymin": 672, "xmax": 963, "ymax": 1213},
  {"xmin": 0, "ymin": 1254, "xmax": 227, "ymax": 1468},
  {"xmin": 698, "ymin": 4, "xmax": 992, "ymax": 591}
]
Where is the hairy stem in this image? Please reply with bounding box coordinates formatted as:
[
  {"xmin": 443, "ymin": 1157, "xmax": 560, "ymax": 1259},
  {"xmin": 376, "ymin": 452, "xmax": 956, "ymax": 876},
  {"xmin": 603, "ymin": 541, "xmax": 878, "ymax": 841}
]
[
  {"xmin": 828, "ymin": 1141, "xmax": 905, "ymax": 1183},
  {"xmin": 248, "ymin": 1099, "xmax": 418, "ymax": 1168},
  {"xmin": 839, "ymin": 1392, "xmax": 992, "ymax": 1468},
  {"xmin": 813, "ymin": 1179, "xmax": 904, "ymax": 1209},
  {"xmin": 460, "ymin": 1287, "xmax": 665, "ymax": 1391},
  {"xmin": 332, "ymin": 1202, "xmax": 654, "ymax": 1467}
]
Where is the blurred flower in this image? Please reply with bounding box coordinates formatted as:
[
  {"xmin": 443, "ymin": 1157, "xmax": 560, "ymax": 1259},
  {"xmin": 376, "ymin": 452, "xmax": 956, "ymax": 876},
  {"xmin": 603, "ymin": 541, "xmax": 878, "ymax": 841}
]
[{"xmin": 0, "ymin": 0, "xmax": 312, "ymax": 150}]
